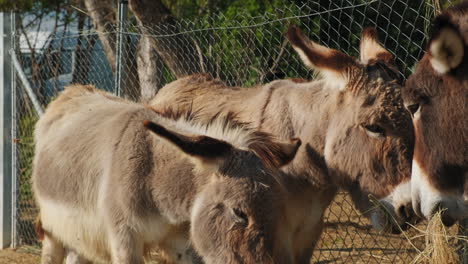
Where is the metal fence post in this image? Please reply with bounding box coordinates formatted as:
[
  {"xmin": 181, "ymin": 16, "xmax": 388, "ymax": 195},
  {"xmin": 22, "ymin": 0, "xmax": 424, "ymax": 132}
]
[
  {"xmin": 10, "ymin": 12, "xmax": 17, "ymax": 248},
  {"xmin": 115, "ymin": 0, "xmax": 128, "ymax": 97},
  {"xmin": 0, "ymin": 12, "xmax": 14, "ymax": 249}
]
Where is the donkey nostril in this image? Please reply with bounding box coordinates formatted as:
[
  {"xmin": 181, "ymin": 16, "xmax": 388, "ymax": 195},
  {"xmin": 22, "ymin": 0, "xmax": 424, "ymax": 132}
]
[
  {"xmin": 405, "ymin": 205, "xmax": 414, "ymax": 220},
  {"xmin": 397, "ymin": 205, "xmax": 409, "ymax": 220},
  {"xmin": 441, "ymin": 213, "xmax": 456, "ymax": 227},
  {"xmin": 431, "ymin": 202, "xmax": 456, "ymax": 227}
]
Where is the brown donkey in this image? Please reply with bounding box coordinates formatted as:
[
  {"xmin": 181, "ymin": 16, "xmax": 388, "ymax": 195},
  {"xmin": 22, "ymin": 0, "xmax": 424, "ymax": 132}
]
[
  {"xmin": 151, "ymin": 26, "xmax": 416, "ymax": 262},
  {"xmin": 403, "ymin": 2, "xmax": 468, "ymax": 225},
  {"xmin": 32, "ymin": 85, "xmax": 301, "ymax": 263}
]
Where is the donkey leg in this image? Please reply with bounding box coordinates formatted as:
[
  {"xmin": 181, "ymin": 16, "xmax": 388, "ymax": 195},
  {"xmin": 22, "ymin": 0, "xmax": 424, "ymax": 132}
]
[
  {"xmin": 296, "ymin": 220, "xmax": 325, "ymax": 264},
  {"xmin": 158, "ymin": 224, "xmax": 203, "ymax": 264},
  {"xmin": 159, "ymin": 239, "xmax": 203, "ymax": 264},
  {"xmin": 41, "ymin": 233, "xmax": 65, "ymax": 264},
  {"xmin": 65, "ymin": 249, "xmax": 91, "ymax": 264},
  {"xmin": 108, "ymin": 226, "xmax": 144, "ymax": 264}
]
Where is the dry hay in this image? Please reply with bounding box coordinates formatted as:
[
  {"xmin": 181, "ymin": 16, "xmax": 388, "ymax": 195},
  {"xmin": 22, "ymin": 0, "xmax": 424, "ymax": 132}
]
[
  {"xmin": 367, "ymin": 195, "xmax": 466, "ymax": 264},
  {"xmin": 410, "ymin": 211, "xmax": 465, "ymax": 264}
]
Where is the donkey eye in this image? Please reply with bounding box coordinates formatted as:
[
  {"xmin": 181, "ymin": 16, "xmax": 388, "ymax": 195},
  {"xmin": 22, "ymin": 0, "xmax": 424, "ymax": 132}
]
[
  {"xmin": 231, "ymin": 208, "xmax": 248, "ymax": 225},
  {"xmin": 364, "ymin": 124, "xmax": 385, "ymax": 137},
  {"xmin": 407, "ymin": 103, "xmax": 420, "ymax": 117}
]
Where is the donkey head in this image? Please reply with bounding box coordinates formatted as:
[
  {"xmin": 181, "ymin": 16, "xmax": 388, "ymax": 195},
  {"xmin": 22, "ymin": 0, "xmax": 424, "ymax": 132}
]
[
  {"xmin": 287, "ymin": 26, "xmax": 415, "ymax": 232},
  {"xmin": 403, "ymin": 4, "xmax": 468, "ymax": 226},
  {"xmin": 144, "ymin": 119, "xmax": 301, "ymax": 263}
]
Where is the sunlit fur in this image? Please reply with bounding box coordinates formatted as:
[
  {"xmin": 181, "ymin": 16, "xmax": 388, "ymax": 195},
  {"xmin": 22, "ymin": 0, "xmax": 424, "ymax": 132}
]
[
  {"xmin": 33, "ymin": 85, "xmax": 300, "ymax": 264},
  {"xmin": 150, "ymin": 27, "xmax": 415, "ymax": 263}
]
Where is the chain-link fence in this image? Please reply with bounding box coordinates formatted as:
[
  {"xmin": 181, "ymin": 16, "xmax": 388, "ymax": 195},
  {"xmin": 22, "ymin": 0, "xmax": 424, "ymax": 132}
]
[{"xmin": 10, "ymin": 0, "xmax": 465, "ymax": 263}]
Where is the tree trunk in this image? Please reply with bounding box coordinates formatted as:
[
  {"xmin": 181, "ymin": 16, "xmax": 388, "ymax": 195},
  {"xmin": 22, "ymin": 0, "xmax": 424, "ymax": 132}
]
[
  {"xmin": 129, "ymin": 0, "xmax": 204, "ymax": 78},
  {"xmin": 85, "ymin": 0, "xmax": 217, "ymax": 100},
  {"xmin": 83, "ymin": 0, "xmax": 140, "ymax": 100},
  {"xmin": 83, "ymin": 0, "xmax": 116, "ymax": 71},
  {"xmin": 129, "ymin": 0, "xmax": 227, "ymax": 97},
  {"xmin": 137, "ymin": 36, "xmax": 165, "ymax": 102},
  {"xmin": 72, "ymin": 13, "xmax": 96, "ymax": 83}
]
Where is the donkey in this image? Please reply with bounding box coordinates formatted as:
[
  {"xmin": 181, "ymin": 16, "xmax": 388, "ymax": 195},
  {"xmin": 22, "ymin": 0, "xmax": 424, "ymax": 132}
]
[
  {"xmin": 32, "ymin": 85, "xmax": 302, "ymax": 263},
  {"xmin": 402, "ymin": 2, "xmax": 468, "ymax": 226},
  {"xmin": 150, "ymin": 26, "xmax": 416, "ymax": 261}
]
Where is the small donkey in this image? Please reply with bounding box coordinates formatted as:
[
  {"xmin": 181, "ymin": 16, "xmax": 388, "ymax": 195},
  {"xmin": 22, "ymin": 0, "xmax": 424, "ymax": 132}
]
[
  {"xmin": 32, "ymin": 85, "xmax": 301, "ymax": 263},
  {"xmin": 151, "ymin": 26, "xmax": 416, "ymax": 262},
  {"xmin": 403, "ymin": 2, "xmax": 468, "ymax": 225}
]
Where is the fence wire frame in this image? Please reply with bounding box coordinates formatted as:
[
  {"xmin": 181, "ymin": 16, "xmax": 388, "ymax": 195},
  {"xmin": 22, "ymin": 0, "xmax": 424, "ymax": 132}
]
[
  {"xmin": 10, "ymin": 12, "xmax": 18, "ymax": 249},
  {"xmin": 10, "ymin": 0, "xmax": 466, "ymax": 263}
]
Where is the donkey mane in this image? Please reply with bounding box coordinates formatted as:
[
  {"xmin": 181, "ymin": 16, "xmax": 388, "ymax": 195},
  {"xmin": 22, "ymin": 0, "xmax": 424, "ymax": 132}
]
[{"xmin": 149, "ymin": 105, "xmax": 292, "ymax": 168}]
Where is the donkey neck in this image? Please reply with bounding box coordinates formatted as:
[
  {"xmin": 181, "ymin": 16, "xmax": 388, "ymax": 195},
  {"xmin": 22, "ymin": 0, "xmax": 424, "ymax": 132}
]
[
  {"xmin": 257, "ymin": 80, "xmax": 339, "ymax": 189},
  {"xmin": 149, "ymin": 136, "xmax": 211, "ymax": 223}
]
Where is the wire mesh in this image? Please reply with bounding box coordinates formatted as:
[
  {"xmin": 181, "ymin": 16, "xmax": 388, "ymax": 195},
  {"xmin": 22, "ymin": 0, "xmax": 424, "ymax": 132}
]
[
  {"xmin": 13, "ymin": 79, "xmax": 39, "ymax": 247},
  {"xmin": 11, "ymin": 0, "xmax": 464, "ymax": 263}
]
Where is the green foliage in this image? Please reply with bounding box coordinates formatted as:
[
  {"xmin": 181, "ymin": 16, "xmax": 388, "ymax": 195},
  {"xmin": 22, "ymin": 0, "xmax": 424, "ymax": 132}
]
[
  {"xmin": 310, "ymin": 0, "xmax": 439, "ymax": 76},
  {"xmin": 163, "ymin": 0, "xmax": 294, "ymax": 19},
  {"xmin": 0, "ymin": 0, "xmax": 33, "ymax": 11},
  {"xmin": 159, "ymin": 0, "xmax": 443, "ymax": 85},
  {"xmin": 17, "ymin": 114, "xmax": 38, "ymax": 202},
  {"xmin": 14, "ymin": 0, "xmax": 447, "ymax": 87},
  {"xmin": 167, "ymin": 0, "xmax": 313, "ymax": 86},
  {"xmin": 0, "ymin": 0, "xmax": 67, "ymax": 12}
]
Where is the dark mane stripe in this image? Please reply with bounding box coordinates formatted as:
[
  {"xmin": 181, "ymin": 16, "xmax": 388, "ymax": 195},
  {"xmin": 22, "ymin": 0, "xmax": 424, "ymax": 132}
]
[
  {"xmin": 148, "ymin": 105, "xmax": 296, "ymax": 169},
  {"xmin": 148, "ymin": 103, "xmax": 200, "ymax": 123}
]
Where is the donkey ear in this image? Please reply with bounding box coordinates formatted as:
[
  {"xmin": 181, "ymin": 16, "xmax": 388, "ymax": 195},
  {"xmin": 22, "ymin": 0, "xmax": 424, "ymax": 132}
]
[
  {"xmin": 274, "ymin": 138, "xmax": 302, "ymax": 167},
  {"xmin": 428, "ymin": 17, "xmax": 464, "ymax": 74},
  {"xmin": 287, "ymin": 25, "xmax": 358, "ymax": 90},
  {"xmin": 360, "ymin": 27, "xmax": 394, "ymax": 64},
  {"xmin": 143, "ymin": 120, "xmax": 232, "ymax": 169},
  {"xmin": 252, "ymin": 138, "xmax": 301, "ymax": 169}
]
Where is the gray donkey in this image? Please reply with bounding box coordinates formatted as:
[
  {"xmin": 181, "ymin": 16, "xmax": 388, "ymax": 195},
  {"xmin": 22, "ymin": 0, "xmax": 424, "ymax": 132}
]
[
  {"xmin": 32, "ymin": 85, "xmax": 301, "ymax": 263},
  {"xmin": 151, "ymin": 26, "xmax": 416, "ymax": 262}
]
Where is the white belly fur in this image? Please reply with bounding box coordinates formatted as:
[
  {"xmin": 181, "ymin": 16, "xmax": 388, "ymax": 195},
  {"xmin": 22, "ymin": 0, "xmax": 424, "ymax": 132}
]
[{"xmin": 38, "ymin": 197, "xmax": 173, "ymax": 263}]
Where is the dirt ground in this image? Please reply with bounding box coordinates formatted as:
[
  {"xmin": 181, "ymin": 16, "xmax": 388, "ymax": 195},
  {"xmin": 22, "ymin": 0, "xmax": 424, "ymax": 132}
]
[
  {"xmin": 0, "ymin": 247, "xmax": 40, "ymax": 264},
  {"xmin": 0, "ymin": 247, "xmax": 167, "ymax": 264},
  {"xmin": 1, "ymin": 193, "xmax": 462, "ymax": 264}
]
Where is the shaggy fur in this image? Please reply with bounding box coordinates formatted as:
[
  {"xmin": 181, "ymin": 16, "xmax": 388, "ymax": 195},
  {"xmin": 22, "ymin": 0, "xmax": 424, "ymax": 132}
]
[
  {"xmin": 150, "ymin": 27, "xmax": 415, "ymax": 263},
  {"xmin": 32, "ymin": 85, "xmax": 301, "ymax": 264},
  {"xmin": 403, "ymin": 2, "xmax": 468, "ymax": 225}
]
